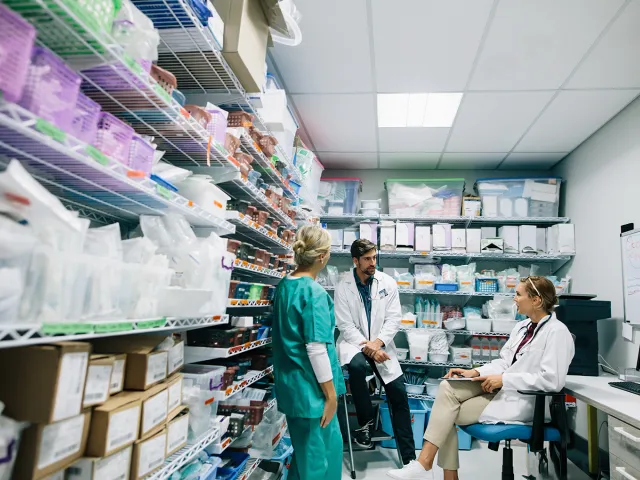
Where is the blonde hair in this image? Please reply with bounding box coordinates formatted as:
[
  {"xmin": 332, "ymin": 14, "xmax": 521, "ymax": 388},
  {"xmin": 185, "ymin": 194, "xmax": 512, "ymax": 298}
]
[
  {"xmin": 293, "ymin": 225, "xmax": 331, "ymax": 268},
  {"xmin": 521, "ymin": 276, "xmax": 558, "ymax": 313}
]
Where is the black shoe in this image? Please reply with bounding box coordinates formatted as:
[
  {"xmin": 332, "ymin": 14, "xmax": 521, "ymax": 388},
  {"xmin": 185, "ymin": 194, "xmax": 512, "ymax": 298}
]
[{"xmin": 353, "ymin": 420, "xmax": 373, "ymax": 448}]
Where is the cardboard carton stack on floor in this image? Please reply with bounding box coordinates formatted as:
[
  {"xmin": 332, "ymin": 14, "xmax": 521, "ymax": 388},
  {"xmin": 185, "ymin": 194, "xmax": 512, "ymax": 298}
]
[{"xmin": 0, "ymin": 335, "xmax": 187, "ymax": 480}]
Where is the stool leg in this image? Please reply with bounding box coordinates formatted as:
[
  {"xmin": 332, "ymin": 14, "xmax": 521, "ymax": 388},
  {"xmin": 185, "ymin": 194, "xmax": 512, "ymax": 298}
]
[
  {"xmin": 342, "ymin": 394, "xmax": 356, "ymax": 479},
  {"xmin": 384, "ymin": 387, "xmax": 403, "ymax": 468},
  {"xmin": 502, "ymin": 440, "xmax": 515, "ymax": 480}
]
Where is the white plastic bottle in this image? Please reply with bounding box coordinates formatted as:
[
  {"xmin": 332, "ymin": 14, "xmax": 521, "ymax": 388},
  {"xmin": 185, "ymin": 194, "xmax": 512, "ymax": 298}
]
[
  {"xmin": 481, "ymin": 336, "xmax": 491, "ymax": 360},
  {"xmin": 498, "ymin": 336, "xmax": 508, "ymax": 352},
  {"xmin": 490, "ymin": 337, "xmax": 500, "ymax": 359},
  {"xmin": 471, "ymin": 336, "xmax": 482, "ymax": 361}
]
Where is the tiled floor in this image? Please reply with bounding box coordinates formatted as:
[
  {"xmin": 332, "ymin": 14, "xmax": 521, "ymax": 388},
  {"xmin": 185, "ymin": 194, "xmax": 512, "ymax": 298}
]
[{"xmin": 342, "ymin": 443, "xmax": 592, "ymax": 479}]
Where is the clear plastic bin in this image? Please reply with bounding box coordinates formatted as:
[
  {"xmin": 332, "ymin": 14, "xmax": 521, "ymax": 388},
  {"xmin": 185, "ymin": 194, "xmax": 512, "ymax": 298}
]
[
  {"xmin": 386, "ymin": 179, "xmax": 465, "ymax": 217},
  {"xmin": 318, "ymin": 178, "xmax": 361, "ymax": 215},
  {"xmin": 476, "ymin": 177, "xmax": 562, "ymax": 218}
]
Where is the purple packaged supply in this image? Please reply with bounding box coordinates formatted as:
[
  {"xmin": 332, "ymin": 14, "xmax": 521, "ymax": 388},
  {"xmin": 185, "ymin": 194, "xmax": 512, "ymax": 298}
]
[
  {"xmin": 128, "ymin": 135, "xmax": 154, "ymax": 175},
  {"xmin": 205, "ymin": 104, "xmax": 228, "ymax": 146},
  {"xmin": 70, "ymin": 93, "xmax": 101, "ymax": 143},
  {"xmin": 19, "ymin": 46, "xmax": 81, "ymax": 132},
  {"xmin": 93, "ymin": 112, "xmax": 134, "ymax": 164},
  {"xmin": 0, "ymin": 5, "xmax": 36, "ymax": 103}
]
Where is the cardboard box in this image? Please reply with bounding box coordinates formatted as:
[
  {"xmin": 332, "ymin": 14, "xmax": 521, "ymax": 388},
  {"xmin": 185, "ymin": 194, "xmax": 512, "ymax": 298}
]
[
  {"xmin": 93, "ymin": 337, "xmax": 169, "ymax": 390},
  {"xmin": 536, "ymin": 227, "xmax": 547, "ymax": 253},
  {"xmin": 415, "ymin": 226, "xmax": 431, "ymax": 252},
  {"xmin": 215, "ymin": 0, "xmax": 269, "ymax": 92},
  {"xmin": 13, "ymin": 411, "xmax": 91, "ymax": 480},
  {"xmin": 462, "ymin": 197, "xmax": 481, "ymax": 216},
  {"xmin": 66, "ymin": 446, "xmax": 132, "ymax": 480},
  {"xmin": 167, "ymin": 339, "xmax": 184, "ymax": 377},
  {"xmin": 519, "ymin": 226, "xmax": 537, "ymax": 254},
  {"xmin": 395, "ymin": 223, "xmax": 414, "ymax": 250},
  {"xmin": 452, "ymin": 229, "xmax": 466, "ymax": 252},
  {"xmin": 466, "ymin": 229, "xmax": 481, "ymax": 253},
  {"xmin": 44, "ymin": 469, "xmax": 65, "ymax": 480},
  {"xmin": 131, "ymin": 429, "xmax": 167, "ymax": 480},
  {"xmin": 86, "ymin": 393, "xmax": 142, "ymax": 457},
  {"xmin": 166, "ymin": 409, "xmax": 189, "ymax": 456},
  {"xmin": 499, "ymin": 226, "xmax": 519, "ymax": 254},
  {"xmin": 0, "ymin": 342, "xmax": 90, "ymax": 423},
  {"xmin": 481, "ymin": 238, "xmax": 504, "ymax": 253},
  {"xmin": 109, "ymin": 354, "xmax": 127, "ymax": 395},
  {"xmin": 137, "ymin": 383, "xmax": 169, "ymax": 440},
  {"xmin": 164, "ymin": 373, "xmax": 184, "ymax": 417},
  {"xmin": 83, "ymin": 355, "xmax": 115, "ymax": 408}
]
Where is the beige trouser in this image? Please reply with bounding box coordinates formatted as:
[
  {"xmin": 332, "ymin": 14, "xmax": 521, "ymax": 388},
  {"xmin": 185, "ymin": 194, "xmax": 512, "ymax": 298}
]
[{"xmin": 423, "ymin": 380, "xmax": 496, "ymax": 470}]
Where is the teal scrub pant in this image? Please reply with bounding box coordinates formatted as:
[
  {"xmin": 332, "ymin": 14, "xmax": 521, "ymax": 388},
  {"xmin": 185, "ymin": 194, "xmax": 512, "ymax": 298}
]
[{"xmin": 287, "ymin": 415, "xmax": 343, "ymax": 479}]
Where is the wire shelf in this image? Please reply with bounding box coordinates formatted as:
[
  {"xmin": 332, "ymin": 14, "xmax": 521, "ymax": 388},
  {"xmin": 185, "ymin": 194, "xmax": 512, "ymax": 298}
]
[
  {"xmin": 401, "ymin": 329, "xmax": 510, "ymax": 337},
  {"xmin": 323, "ymin": 286, "xmax": 514, "ymax": 298},
  {"xmin": 239, "ymin": 135, "xmax": 297, "ymax": 198},
  {"xmin": 227, "ymin": 299, "xmax": 272, "ymax": 308},
  {"xmin": 407, "ymin": 393, "xmax": 435, "ymax": 401},
  {"xmin": 0, "ymin": 101, "xmax": 234, "ymax": 233},
  {"xmin": 0, "ymin": 315, "xmax": 229, "ymax": 349},
  {"xmin": 213, "ymin": 366, "xmax": 274, "ymax": 401},
  {"xmin": 378, "ymin": 215, "xmax": 570, "ymax": 226},
  {"xmin": 329, "ymin": 248, "xmax": 573, "ymax": 263},
  {"xmin": 228, "ymin": 213, "xmax": 293, "ymax": 253},
  {"xmin": 221, "ymin": 179, "xmax": 296, "ymax": 228},
  {"xmin": 185, "ymin": 337, "xmax": 272, "ymax": 363},
  {"xmin": 233, "ymin": 259, "xmax": 284, "ymax": 279},
  {"xmin": 400, "ymin": 359, "xmax": 490, "ymax": 367}
]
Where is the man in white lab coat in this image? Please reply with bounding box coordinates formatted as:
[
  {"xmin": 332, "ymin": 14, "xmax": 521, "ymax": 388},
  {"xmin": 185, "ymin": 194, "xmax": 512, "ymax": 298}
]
[{"xmin": 335, "ymin": 239, "xmax": 416, "ymax": 465}]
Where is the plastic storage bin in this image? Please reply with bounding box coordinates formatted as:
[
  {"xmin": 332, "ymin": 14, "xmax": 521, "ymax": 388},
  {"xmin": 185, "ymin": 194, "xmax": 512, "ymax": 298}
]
[
  {"xmin": 0, "ymin": 5, "xmax": 36, "ymax": 103},
  {"xmin": 466, "ymin": 318, "xmax": 492, "ymax": 332},
  {"xmin": 216, "ymin": 452, "xmax": 250, "ymax": 480},
  {"xmin": 19, "ymin": 46, "xmax": 82, "ymax": 133},
  {"xmin": 476, "ymin": 177, "xmax": 562, "ymax": 218},
  {"xmin": 386, "ymin": 179, "xmax": 465, "ymax": 217},
  {"xmin": 175, "ymin": 175, "xmax": 230, "ymax": 219},
  {"xmin": 128, "ymin": 135, "xmax": 154, "ymax": 175},
  {"xmin": 70, "ymin": 93, "xmax": 101, "ymax": 144},
  {"xmin": 492, "ymin": 319, "xmax": 519, "ymax": 333},
  {"xmin": 318, "ymin": 178, "xmax": 361, "ymax": 215},
  {"xmin": 380, "ymin": 399, "xmax": 429, "ymax": 449},
  {"xmin": 475, "ymin": 278, "xmax": 499, "ymax": 294},
  {"xmin": 94, "ymin": 112, "xmax": 134, "ymax": 165}
]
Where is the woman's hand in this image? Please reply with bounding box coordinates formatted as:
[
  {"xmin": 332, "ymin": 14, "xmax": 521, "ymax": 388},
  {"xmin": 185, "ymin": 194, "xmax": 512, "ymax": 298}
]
[
  {"xmin": 445, "ymin": 368, "xmax": 480, "ymax": 379},
  {"xmin": 473, "ymin": 374, "xmax": 504, "ymax": 393},
  {"xmin": 321, "ymin": 395, "xmax": 338, "ymax": 428}
]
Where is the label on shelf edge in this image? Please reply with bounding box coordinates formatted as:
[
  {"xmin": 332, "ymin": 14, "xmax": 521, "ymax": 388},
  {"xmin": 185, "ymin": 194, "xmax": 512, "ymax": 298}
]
[
  {"xmin": 137, "ymin": 318, "xmax": 166, "ymax": 329},
  {"xmin": 41, "ymin": 322, "xmax": 93, "ymax": 335},
  {"xmin": 156, "ymin": 184, "xmax": 172, "ymax": 200},
  {"xmin": 85, "ymin": 146, "xmax": 109, "ymax": 167},
  {"xmin": 35, "ymin": 118, "xmax": 66, "ymax": 143}
]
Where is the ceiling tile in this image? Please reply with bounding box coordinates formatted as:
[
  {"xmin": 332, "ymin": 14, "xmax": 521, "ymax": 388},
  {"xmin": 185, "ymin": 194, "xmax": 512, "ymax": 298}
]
[
  {"xmin": 500, "ymin": 152, "xmax": 568, "ymax": 170},
  {"xmin": 516, "ymin": 89, "xmax": 639, "ymax": 152},
  {"xmin": 316, "ymin": 153, "xmax": 378, "ymax": 170},
  {"xmin": 371, "ymin": 0, "xmax": 493, "ymax": 92},
  {"xmin": 567, "ymin": 1, "xmax": 640, "ymax": 89},
  {"xmin": 271, "ymin": 0, "xmax": 373, "ymax": 93},
  {"xmin": 469, "ymin": 0, "xmax": 624, "ymax": 90},
  {"xmin": 379, "ymin": 153, "xmax": 441, "ymax": 169},
  {"xmin": 378, "ymin": 128, "xmax": 449, "ymax": 152},
  {"xmin": 446, "ymin": 92, "xmax": 554, "ymax": 152},
  {"xmin": 439, "ymin": 153, "xmax": 507, "ymax": 170},
  {"xmin": 290, "ymin": 94, "xmax": 377, "ymax": 152}
]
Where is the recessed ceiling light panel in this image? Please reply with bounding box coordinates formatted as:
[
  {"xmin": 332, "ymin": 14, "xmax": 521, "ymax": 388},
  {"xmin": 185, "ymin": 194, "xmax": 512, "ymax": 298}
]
[{"xmin": 377, "ymin": 92, "xmax": 463, "ymax": 128}]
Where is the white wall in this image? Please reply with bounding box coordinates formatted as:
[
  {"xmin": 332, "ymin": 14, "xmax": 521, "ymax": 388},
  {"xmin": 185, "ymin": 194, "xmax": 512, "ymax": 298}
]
[{"xmin": 553, "ymin": 96, "xmax": 640, "ymax": 442}]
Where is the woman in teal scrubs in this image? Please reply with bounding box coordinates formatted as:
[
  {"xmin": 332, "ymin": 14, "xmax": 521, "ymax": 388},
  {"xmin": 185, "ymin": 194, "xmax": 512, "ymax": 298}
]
[{"xmin": 272, "ymin": 225, "xmax": 346, "ymax": 479}]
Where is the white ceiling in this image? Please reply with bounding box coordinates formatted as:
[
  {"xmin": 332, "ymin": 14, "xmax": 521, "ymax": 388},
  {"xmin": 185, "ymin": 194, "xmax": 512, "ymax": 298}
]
[{"xmin": 270, "ymin": 0, "xmax": 640, "ymax": 170}]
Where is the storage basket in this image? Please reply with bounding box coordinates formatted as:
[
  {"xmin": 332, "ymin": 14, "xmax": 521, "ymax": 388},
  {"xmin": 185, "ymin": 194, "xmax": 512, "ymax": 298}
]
[
  {"xmin": 184, "ymin": 104, "xmax": 211, "ymax": 128},
  {"xmin": 259, "ymin": 135, "xmax": 278, "ymax": 158},
  {"xmin": 475, "ymin": 278, "xmax": 499, "ymax": 294},
  {"xmin": 19, "ymin": 46, "xmax": 81, "ymax": 132},
  {"xmin": 227, "ymin": 111, "xmax": 253, "ymax": 128},
  {"xmin": 151, "ymin": 64, "xmax": 177, "ymax": 95},
  {"xmin": 0, "ymin": 5, "xmax": 36, "ymax": 103},
  {"xmin": 435, "ymin": 283, "xmax": 459, "ymax": 292},
  {"xmin": 94, "ymin": 112, "xmax": 134, "ymax": 164},
  {"xmin": 70, "ymin": 93, "xmax": 101, "ymax": 143},
  {"xmin": 128, "ymin": 135, "xmax": 154, "ymax": 175}
]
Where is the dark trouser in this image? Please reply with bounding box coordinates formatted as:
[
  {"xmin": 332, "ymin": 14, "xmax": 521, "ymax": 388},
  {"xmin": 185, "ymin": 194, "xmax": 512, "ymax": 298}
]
[{"xmin": 347, "ymin": 352, "xmax": 416, "ymax": 464}]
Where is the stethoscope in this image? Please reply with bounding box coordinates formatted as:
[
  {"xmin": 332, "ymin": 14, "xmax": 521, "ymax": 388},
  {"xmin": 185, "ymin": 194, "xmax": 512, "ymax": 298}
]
[{"xmin": 513, "ymin": 313, "xmax": 552, "ymax": 353}]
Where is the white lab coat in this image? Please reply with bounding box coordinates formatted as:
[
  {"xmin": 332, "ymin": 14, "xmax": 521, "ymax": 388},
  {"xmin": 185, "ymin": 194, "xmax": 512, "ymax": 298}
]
[
  {"xmin": 476, "ymin": 313, "xmax": 575, "ymax": 425},
  {"xmin": 334, "ymin": 270, "xmax": 403, "ymax": 384}
]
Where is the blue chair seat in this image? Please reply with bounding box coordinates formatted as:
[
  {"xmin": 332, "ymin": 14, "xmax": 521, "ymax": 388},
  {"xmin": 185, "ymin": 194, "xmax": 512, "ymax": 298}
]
[{"xmin": 460, "ymin": 424, "xmax": 561, "ymax": 443}]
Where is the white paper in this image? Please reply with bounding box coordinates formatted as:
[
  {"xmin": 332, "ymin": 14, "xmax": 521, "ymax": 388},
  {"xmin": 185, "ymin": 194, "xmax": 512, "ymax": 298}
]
[
  {"xmin": 145, "ymin": 352, "xmax": 168, "ymax": 387},
  {"xmin": 622, "ymin": 322, "xmax": 634, "ymax": 341},
  {"xmin": 137, "ymin": 433, "xmax": 167, "ymax": 477},
  {"xmin": 168, "ymin": 342, "xmax": 184, "ymax": 374},
  {"xmin": 53, "ymin": 352, "xmax": 89, "ymax": 422},
  {"xmin": 167, "ymin": 416, "xmax": 189, "ymax": 454},
  {"xmin": 107, "ymin": 406, "xmax": 140, "ymax": 451},
  {"xmin": 110, "ymin": 359, "xmax": 126, "ymax": 394},
  {"xmin": 83, "ymin": 364, "xmax": 113, "ymax": 407},
  {"xmin": 38, "ymin": 414, "xmax": 85, "ymax": 469},
  {"xmin": 167, "ymin": 378, "xmax": 183, "ymax": 413},
  {"xmin": 143, "ymin": 390, "xmax": 168, "ymax": 435}
]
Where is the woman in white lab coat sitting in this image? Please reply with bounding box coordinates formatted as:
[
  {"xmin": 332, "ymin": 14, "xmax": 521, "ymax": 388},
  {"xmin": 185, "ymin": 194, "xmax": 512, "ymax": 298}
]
[{"xmin": 388, "ymin": 276, "xmax": 575, "ymax": 480}]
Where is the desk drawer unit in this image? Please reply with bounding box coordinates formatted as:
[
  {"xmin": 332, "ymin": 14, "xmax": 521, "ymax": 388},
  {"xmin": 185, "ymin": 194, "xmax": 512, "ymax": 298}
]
[
  {"xmin": 611, "ymin": 454, "xmax": 640, "ymax": 480},
  {"xmin": 609, "ymin": 416, "xmax": 640, "ymax": 473}
]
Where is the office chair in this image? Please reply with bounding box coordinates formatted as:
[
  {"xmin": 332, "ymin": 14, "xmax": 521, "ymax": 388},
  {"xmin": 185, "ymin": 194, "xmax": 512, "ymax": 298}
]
[{"xmin": 459, "ymin": 390, "xmax": 570, "ymax": 480}]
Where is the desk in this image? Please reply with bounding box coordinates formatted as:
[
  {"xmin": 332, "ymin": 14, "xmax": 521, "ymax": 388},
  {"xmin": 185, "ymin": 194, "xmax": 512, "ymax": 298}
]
[{"xmin": 565, "ymin": 374, "xmax": 640, "ymax": 475}]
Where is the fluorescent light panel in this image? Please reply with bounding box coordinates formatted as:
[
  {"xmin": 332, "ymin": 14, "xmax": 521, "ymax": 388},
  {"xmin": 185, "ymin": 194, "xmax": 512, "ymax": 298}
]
[{"xmin": 377, "ymin": 93, "xmax": 463, "ymax": 128}]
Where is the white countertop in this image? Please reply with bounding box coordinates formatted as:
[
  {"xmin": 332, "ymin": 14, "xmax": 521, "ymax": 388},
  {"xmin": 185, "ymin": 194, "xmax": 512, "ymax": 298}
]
[{"xmin": 565, "ymin": 375, "xmax": 640, "ymax": 428}]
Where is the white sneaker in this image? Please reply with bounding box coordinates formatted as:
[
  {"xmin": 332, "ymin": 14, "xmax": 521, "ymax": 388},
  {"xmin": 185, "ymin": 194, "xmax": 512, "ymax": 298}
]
[{"xmin": 387, "ymin": 460, "xmax": 434, "ymax": 479}]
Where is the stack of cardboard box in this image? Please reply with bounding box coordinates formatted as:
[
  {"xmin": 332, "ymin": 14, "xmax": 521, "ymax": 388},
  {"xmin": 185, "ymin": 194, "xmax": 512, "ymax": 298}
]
[{"xmin": 0, "ymin": 335, "xmax": 186, "ymax": 480}]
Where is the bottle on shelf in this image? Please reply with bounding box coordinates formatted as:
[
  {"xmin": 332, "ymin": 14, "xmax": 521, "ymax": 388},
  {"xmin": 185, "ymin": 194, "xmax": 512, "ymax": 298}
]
[
  {"xmin": 498, "ymin": 336, "xmax": 508, "ymax": 352},
  {"xmin": 481, "ymin": 336, "xmax": 491, "ymax": 360},
  {"xmin": 471, "ymin": 336, "xmax": 482, "ymax": 361},
  {"xmin": 490, "ymin": 337, "xmax": 500, "ymax": 359}
]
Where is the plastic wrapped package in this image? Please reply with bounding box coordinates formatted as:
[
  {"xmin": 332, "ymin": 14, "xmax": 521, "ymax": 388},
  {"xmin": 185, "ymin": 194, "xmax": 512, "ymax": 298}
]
[
  {"xmin": 174, "ymin": 175, "xmax": 230, "ymax": 219},
  {"xmin": 249, "ymin": 408, "xmax": 287, "ymax": 459},
  {"xmin": 394, "ymin": 271, "xmax": 414, "ymax": 290},
  {"xmin": 406, "ymin": 329, "xmax": 435, "ymax": 361},
  {"xmin": 183, "ymin": 383, "xmax": 216, "ymax": 439},
  {"xmin": 497, "ymin": 269, "xmax": 520, "ymax": 293},
  {"xmin": 457, "ymin": 264, "xmax": 475, "ymax": 292},
  {"xmin": 152, "ymin": 162, "xmax": 193, "ymax": 184},
  {"xmin": 83, "ymin": 223, "xmax": 123, "ymax": 260},
  {"xmin": 486, "ymin": 296, "xmax": 517, "ymax": 320},
  {"xmin": 440, "ymin": 264, "xmax": 457, "ymax": 283},
  {"xmin": 111, "ymin": 0, "xmax": 160, "ymax": 70},
  {"xmin": 386, "ymin": 179, "xmax": 464, "ymax": 217},
  {"xmin": 429, "ymin": 330, "xmax": 451, "ymax": 354}
]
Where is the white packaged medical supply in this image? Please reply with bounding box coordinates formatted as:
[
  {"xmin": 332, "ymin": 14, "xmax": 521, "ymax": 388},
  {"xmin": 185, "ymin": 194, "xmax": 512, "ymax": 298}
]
[
  {"xmin": 481, "ymin": 227, "xmax": 497, "ymax": 239},
  {"xmin": 343, "ymin": 230, "xmax": 358, "ymax": 248},
  {"xmin": 380, "ymin": 225, "xmax": 396, "ymax": 251},
  {"xmin": 415, "ymin": 226, "xmax": 431, "ymax": 252},
  {"xmin": 549, "ymin": 224, "xmax": 575, "ymax": 254},
  {"xmin": 450, "ymin": 346, "xmax": 472, "ymax": 365},
  {"xmin": 514, "ymin": 198, "xmax": 529, "ymax": 217},
  {"xmin": 519, "ymin": 226, "xmax": 537, "ymax": 254},
  {"xmin": 499, "ymin": 198, "xmax": 514, "ymax": 217},
  {"xmin": 536, "ymin": 228, "xmax": 547, "ymax": 253},
  {"xmin": 328, "ymin": 229, "xmax": 344, "ymax": 247},
  {"xmin": 499, "ymin": 226, "xmax": 519, "ymax": 254},
  {"xmin": 432, "ymin": 224, "xmax": 452, "ymax": 251},
  {"xmin": 451, "ymin": 229, "xmax": 466, "ymax": 252},
  {"xmin": 466, "ymin": 229, "xmax": 481, "ymax": 253},
  {"xmin": 359, "ymin": 223, "xmax": 377, "ymax": 245},
  {"xmin": 395, "ymin": 223, "xmax": 415, "ymax": 250},
  {"xmin": 482, "ymin": 195, "xmax": 498, "ymax": 217}
]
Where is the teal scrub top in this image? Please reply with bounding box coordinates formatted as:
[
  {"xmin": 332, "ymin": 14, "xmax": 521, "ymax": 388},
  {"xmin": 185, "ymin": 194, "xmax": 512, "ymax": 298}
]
[{"xmin": 272, "ymin": 276, "xmax": 346, "ymax": 418}]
